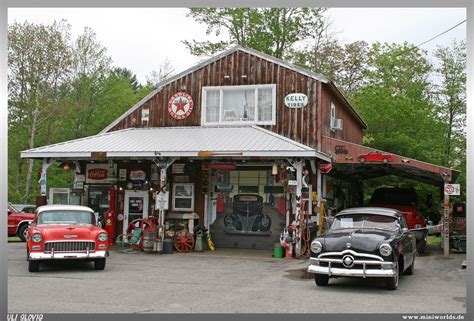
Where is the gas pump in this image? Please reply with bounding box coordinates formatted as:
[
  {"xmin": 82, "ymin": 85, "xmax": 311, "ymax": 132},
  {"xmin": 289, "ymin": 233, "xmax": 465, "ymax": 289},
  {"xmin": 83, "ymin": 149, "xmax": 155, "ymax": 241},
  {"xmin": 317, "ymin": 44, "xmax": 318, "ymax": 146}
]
[{"xmin": 104, "ymin": 185, "xmax": 117, "ymax": 245}]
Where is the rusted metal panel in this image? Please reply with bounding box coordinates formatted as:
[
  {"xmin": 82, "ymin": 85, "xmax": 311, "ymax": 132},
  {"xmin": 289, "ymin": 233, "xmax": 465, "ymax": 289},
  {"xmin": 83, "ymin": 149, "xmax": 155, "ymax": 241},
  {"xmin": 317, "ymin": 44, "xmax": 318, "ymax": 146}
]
[{"xmin": 321, "ymin": 136, "xmax": 457, "ymax": 184}]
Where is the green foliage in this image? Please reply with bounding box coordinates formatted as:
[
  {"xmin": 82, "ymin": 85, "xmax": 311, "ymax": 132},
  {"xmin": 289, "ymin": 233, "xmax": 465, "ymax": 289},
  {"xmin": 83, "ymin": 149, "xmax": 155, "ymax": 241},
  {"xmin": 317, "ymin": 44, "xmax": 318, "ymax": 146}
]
[
  {"xmin": 352, "ymin": 42, "xmax": 445, "ymax": 164},
  {"xmin": 8, "ymin": 20, "xmax": 153, "ymax": 203},
  {"xmin": 183, "ymin": 8, "xmax": 328, "ymax": 59}
]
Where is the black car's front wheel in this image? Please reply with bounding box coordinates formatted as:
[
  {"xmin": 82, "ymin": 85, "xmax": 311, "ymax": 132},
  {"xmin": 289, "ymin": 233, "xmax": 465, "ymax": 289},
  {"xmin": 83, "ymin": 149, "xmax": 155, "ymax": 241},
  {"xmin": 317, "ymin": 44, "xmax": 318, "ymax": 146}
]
[
  {"xmin": 28, "ymin": 260, "xmax": 40, "ymax": 272},
  {"xmin": 405, "ymin": 255, "xmax": 415, "ymax": 275},
  {"xmin": 314, "ymin": 274, "xmax": 329, "ymax": 286},
  {"xmin": 385, "ymin": 262, "xmax": 399, "ymax": 290}
]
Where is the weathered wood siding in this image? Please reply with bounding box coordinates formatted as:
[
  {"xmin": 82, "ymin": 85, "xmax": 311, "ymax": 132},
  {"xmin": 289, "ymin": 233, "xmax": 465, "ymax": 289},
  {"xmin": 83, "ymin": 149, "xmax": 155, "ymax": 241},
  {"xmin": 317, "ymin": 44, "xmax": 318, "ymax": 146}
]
[
  {"xmin": 110, "ymin": 49, "xmax": 363, "ymax": 148},
  {"xmin": 320, "ymin": 83, "xmax": 364, "ymax": 145}
]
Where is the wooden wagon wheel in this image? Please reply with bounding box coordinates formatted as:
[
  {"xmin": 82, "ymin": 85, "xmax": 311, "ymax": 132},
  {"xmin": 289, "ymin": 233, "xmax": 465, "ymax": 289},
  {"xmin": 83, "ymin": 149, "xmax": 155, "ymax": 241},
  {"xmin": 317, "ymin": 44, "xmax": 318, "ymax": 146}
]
[{"xmin": 173, "ymin": 231, "xmax": 195, "ymax": 253}]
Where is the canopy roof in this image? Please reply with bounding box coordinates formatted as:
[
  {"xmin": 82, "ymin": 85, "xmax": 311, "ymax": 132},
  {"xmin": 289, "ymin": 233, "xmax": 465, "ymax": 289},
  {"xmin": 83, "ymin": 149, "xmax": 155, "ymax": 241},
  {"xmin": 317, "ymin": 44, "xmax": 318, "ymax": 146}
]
[
  {"xmin": 21, "ymin": 126, "xmax": 330, "ymax": 161},
  {"xmin": 321, "ymin": 136, "xmax": 459, "ymax": 185}
]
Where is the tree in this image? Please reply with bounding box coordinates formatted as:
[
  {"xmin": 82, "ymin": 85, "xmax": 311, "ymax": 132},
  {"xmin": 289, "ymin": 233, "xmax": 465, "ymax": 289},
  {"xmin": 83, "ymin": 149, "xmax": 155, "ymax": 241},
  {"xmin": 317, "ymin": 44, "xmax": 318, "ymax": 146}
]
[
  {"xmin": 145, "ymin": 57, "xmax": 176, "ymax": 88},
  {"xmin": 62, "ymin": 27, "xmax": 112, "ymax": 140},
  {"xmin": 183, "ymin": 8, "xmax": 330, "ymax": 59},
  {"xmin": 113, "ymin": 67, "xmax": 141, "ymax": 92},
  {"xmin": 433, "ymin": 40, "xmax": 466, "ymax": 168},
  {"xmin": 352, "ymin": 42, "xmax": 444, "ymax": 163},
  {"xmin": 8, "ymin": 20, "xmax": 73, "ymax": 202},
  {"xmin": 290, "ymin": 40, "xmax": 369, "ymax": 97}
]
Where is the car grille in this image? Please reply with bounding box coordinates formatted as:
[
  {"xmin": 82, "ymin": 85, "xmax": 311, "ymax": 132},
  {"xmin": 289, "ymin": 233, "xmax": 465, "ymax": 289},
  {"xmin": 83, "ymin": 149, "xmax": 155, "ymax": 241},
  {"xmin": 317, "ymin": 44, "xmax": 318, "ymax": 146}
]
[
  {"xmin": 44, "ymin": 241, "xmax": 96, "ymax": 253},
  {"xmin": 316, "ymin": 250, "xmax": 385, "ymax": 269}
]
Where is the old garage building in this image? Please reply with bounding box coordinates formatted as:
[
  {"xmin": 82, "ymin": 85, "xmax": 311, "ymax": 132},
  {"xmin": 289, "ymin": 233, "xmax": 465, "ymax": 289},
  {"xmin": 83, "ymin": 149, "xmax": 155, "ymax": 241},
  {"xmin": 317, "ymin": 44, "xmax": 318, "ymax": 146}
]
[{"xmin": 21, "ymin": 46, "xmax": 458, "ymax": 253}]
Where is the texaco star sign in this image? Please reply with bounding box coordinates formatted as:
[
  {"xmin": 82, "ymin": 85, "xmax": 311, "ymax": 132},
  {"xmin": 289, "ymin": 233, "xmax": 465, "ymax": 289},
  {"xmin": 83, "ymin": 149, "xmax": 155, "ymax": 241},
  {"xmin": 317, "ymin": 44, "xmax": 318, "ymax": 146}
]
[{"xmin": 168, "ymin": 92, "xmax": 194, "ymax": 120}]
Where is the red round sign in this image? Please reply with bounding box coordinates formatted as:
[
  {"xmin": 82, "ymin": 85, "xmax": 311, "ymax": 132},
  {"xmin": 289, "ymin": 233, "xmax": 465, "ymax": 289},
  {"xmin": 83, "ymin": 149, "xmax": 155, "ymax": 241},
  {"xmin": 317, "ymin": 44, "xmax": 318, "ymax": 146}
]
[
  {"xmin": 319, "ymin": 161, "xmax": 332, "ymax": 174},
  {"xmin": 168, "ymin": 92, "xmax": 194, "ymax": 120}
]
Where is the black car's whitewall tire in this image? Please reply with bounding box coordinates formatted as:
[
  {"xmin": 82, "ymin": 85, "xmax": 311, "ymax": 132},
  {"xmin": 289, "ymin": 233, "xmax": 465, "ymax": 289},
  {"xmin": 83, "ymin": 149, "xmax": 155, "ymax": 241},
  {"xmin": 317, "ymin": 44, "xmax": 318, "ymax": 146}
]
[
  {"xmin": 405, "ymin": 255, "xmax": 415, "ymax": 275},
  {"xmin": 385, "ymin": 262, "xmax": 399, "ymax": 290},
  {"xmin": 314, "ymin": 274, "xmax": 329, "ymax": 286}
]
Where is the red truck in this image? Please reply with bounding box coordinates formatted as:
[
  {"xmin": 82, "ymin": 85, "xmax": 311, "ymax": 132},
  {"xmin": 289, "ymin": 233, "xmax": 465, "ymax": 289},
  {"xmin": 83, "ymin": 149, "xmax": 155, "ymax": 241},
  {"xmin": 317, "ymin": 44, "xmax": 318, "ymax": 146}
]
[
  {"xmin": 8, "ymin": 203, "xmax": 36, "ymax": 241},
  {"xmin": 368, "ymin": 188, "xmax": 428, "ymax": 253}
]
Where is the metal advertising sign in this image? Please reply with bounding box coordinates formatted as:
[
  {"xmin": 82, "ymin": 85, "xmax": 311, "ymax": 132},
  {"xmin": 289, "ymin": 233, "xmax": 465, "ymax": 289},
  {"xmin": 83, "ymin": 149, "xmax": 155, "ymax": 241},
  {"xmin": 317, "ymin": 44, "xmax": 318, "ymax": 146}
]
[
  {"xmin": 168, "ymin": 92, "xmax": 194, "ymax": 120},
  {"xmin": 444, "ymin": 184, "xmax": 460, "ymax": 196},
  {"xmin": 284, "ymin": 93, "xmax": 308, "ymax": 108},
  {"xmin": 155, "ymin": 191, "xmax": 169, "ymax": 210},
  {"xmin": 130, "ymin": 170, "xmax": 146, "ymax": 183},
  {"xmin": 85, "ymin": 164, "xmax": 116, "ymax": 184},
  {"xmin": 319, "ymin": 161, "xmax": 332, "ymax": 174}
]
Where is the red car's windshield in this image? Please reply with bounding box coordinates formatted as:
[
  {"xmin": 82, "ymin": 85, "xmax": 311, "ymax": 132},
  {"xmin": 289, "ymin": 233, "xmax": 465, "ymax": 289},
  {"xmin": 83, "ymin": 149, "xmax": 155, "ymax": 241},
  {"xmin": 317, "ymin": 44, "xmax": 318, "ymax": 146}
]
[{"xmin": 37, "ymin": 210, "xmax": 96, "ymax": 225}]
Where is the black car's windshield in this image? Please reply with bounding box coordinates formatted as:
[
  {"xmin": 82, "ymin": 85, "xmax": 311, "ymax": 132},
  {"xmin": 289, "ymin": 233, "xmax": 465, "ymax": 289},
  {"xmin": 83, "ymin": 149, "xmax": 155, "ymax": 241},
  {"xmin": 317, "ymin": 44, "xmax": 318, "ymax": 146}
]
[
  {"xmin": 37, "ymin": 210, "xmax": 96, "ymax": 225},
  {"xmin": 332, "ymin": 214, "xmax": 399, "ymax": 231}
]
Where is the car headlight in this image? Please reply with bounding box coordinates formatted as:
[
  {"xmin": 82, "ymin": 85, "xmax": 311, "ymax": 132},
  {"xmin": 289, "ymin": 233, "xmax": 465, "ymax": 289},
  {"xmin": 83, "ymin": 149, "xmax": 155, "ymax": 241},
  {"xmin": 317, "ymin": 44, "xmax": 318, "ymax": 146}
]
[
  {"xmin": 414, "ymin": 224, "xmax": 421, "ymax": 229},
  {"xmin": 98, "ymin": 232, "xmax": 108, "ymax": 242},
  {"xmin": 32, "ymin": 233, "xmax": 42, "ymax": 243},
  {"xmin": 311, "ymin": 240, "xmax": 323, "ymax": 254},
  {"xmin": 379, "ymin": 243, "xmax": 392, "ymax": 257}
]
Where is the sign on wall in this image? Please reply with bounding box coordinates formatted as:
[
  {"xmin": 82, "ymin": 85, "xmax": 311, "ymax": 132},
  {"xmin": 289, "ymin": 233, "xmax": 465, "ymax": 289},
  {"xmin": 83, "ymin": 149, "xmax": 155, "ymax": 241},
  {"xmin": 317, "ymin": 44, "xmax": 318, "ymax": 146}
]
[
  {"xmin": 168, "ymin": 92, "xmax": 194, "ymax": 120},
  {"xmin": 444, "ymin": 184, "xmax": 460, "ymax": 196},
  {"xmin": 284, "ymin": 93, "xmax": 308, "ymax": 109},
  {"xmin": 85, "ymin": 164, "xmax": 117, "ymax": 184}
]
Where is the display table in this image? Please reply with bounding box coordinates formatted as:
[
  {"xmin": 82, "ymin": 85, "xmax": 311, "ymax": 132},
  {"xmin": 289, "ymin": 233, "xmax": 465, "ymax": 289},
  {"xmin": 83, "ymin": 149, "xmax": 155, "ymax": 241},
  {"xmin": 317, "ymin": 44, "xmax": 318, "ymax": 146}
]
[{"xmin": 165, "ymin": 212, "xmax": 199, "ymax": 233}]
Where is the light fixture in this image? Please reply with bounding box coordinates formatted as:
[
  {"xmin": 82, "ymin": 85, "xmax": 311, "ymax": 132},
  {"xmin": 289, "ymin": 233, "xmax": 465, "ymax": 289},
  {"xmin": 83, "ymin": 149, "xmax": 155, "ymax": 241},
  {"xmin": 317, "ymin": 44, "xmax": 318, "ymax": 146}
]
[
  {"xmin": 180, "ymin": 85, "xmax": 187, "ymax": 91},
  {"xmin": 241, "ymin": 75, "xmax": 247, "ymax": 79},
  {"xmin": 63, "ymin": 163, "xmax": 70, "ymax": 171},
  {"xmin": 272, "ymin": 162, "xmax": 278, "ymax": 175},
  {"xmin": 224, "ymin": 75, "xmax": 230, "ymax": 79},
  {"xmin": 401, "ymin": 158, "xmax": 410, "ymax": 163},
  {"xmin": 345, "ymin": 157, "xmax": 353, "ymax": 161}
]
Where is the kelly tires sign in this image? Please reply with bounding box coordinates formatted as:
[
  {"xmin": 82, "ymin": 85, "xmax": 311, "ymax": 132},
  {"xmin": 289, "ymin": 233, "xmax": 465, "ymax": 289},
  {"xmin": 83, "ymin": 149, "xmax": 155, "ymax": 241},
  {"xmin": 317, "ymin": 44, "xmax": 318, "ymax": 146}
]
[{"xmin": 284, "ymin": 93, "xmax": 308, "ymax": 109}]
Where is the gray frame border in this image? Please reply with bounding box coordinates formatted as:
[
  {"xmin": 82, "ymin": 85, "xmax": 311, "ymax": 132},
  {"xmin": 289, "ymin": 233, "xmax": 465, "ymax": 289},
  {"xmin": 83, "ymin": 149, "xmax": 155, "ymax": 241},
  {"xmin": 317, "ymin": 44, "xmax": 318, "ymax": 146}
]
[{"xmin": 1, "ymin": 1, "xmax": 472, "ymax": 321}]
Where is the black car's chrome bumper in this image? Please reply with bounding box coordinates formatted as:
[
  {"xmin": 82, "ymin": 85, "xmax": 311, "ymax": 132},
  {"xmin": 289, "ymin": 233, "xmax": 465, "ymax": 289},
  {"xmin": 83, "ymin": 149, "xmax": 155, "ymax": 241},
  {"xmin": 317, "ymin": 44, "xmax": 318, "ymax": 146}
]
[{"xmin": 307, "ymin": 249, "xmax": 396, "ymax": 278}]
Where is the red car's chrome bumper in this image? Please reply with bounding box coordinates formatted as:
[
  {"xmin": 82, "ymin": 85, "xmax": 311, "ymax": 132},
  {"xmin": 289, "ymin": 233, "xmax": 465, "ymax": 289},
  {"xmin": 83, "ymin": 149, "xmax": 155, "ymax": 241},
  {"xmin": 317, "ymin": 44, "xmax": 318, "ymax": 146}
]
[{"xmin": 28, "ymin": 250, "xmax": 108, "ymax": 260}]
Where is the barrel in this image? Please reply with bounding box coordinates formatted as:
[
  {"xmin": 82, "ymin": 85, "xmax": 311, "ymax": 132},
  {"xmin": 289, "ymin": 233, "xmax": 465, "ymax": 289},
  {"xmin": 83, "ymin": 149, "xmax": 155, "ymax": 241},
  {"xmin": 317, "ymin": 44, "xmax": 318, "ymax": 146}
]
[
  {"xmin": 143, "ymin": 232, "xmax": 157, "ymax": 253},
  {"xmin": 274, "ymin": 243, "xmax": 284, "ymax": 259},
  {"xmin": 163, "ymin": 237, "xmax": 174, "ymax": 254}
]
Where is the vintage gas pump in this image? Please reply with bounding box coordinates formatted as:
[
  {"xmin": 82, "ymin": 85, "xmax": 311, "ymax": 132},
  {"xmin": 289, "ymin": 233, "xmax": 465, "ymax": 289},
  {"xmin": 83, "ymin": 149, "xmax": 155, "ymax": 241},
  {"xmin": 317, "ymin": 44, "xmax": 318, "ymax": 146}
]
[{"xmin": 104, "ymin": 185, "xmax": 117, "ymax": 245}]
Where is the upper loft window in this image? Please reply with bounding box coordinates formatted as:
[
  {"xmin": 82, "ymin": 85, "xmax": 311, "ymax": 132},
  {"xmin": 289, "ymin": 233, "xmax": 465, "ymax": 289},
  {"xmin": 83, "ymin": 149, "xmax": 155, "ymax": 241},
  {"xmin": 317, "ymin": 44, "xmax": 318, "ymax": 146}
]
[{"xmin": 201, "ymin": 84, "xmax": 276, "ymax": 126}]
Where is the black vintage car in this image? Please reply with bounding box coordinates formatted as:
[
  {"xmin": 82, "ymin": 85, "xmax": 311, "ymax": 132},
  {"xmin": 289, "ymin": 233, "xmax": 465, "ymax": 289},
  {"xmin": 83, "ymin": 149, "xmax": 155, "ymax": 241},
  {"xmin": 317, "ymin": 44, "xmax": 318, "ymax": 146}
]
[{"xmin": 307, "ymin": 207, "xmax": 416, "ymax": 290}]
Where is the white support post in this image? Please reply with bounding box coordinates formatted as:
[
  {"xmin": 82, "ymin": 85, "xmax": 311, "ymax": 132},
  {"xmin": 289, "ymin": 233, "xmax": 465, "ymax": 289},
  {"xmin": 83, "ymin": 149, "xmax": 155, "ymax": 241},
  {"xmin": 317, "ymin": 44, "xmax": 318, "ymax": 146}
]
[
  {"xmin": 39, "ymin": 158, "xmax": 55, "ymax": 197},
  {"xmin": 152, "ymin": 157, "xmax": 177, "ymax": 240},
  {"xmin": 443, "ymin": 193, "xmax": 450, "ymax": 258}
]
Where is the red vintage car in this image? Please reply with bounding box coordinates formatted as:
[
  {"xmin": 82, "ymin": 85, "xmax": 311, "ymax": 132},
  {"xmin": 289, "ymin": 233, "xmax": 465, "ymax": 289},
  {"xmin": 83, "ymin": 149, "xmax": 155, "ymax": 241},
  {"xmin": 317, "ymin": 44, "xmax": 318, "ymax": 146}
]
[
  {"xmin": 8, "ymin": 203, "xmax": 35, "ymax": 241},
  {"xmin": 26, "ymin": 205, "xmax": 109, "ymax": 272},
  {"xmin": 357, "ymin": 151, "xmax": 394, "ymax": 164}
]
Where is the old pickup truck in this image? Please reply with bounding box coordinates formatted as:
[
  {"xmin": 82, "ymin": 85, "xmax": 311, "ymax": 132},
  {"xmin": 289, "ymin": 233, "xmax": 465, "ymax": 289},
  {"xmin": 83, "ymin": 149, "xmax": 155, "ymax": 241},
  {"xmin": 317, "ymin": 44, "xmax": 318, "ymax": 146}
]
[{"xmin": 368, "ymin": 187, "xmax": 428, "ymax": 254}]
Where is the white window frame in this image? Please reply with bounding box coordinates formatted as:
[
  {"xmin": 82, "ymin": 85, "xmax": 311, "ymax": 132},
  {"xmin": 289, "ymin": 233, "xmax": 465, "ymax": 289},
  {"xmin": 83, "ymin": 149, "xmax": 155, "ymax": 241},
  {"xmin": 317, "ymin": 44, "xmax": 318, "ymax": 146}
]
[
  {"xmin": 172, "ymin": 183, "xmax": 195, "ymax": 212},
  {"xmin": 201, "ymin": 84, "xmax": 277, "ymax": 126},
  {"xmin": 330, "ymin": 102, "xmax": 336, "ymax": 131}
]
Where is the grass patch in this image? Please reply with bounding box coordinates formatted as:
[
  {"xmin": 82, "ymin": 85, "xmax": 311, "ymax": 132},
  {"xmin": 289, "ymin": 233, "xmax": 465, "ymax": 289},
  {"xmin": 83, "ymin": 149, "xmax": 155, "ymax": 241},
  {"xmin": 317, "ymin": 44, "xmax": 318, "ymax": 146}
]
[
  {"xmin": 8, "ymin": 236, "xmax": 21, "ymax": 242},
  {"xmin": 427, "ymin": 235, "xmax": 441, "ymax": 246}
]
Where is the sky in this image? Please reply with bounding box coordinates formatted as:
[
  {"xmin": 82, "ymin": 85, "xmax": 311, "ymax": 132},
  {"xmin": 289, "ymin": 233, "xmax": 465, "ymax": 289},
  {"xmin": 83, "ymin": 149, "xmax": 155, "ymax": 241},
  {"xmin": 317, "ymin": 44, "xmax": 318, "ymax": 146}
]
[{"xmin": 8, "ymin": 8, "xmax": 467, "ymax": 84}]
